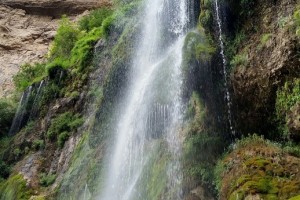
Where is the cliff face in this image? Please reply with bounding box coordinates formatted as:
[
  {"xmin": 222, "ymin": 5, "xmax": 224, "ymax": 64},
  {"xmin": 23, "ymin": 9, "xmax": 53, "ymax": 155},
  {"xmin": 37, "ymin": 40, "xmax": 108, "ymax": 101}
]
[
  {"xmin": 0, "ymin": 5, "xmax": 57, "ymax": 97},
  {"xmin": 0, "ymin": 0, "xmax": 111, "ymax": 98},
  {"xmin": 230, "ymin": 0, "xmax": 300, "ymax": 135}
]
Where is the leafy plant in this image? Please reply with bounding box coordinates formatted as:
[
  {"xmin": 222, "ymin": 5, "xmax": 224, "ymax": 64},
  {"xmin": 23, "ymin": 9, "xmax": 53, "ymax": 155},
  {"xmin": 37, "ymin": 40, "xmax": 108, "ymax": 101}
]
[
  {"xmin": 49, "ymin": 17, "xmax": 81, "ymax": 60},
  {"xmin": 13, "ymin": 63, "xmax": 46, "ymax": 91},
  {"xmin": 0, "ymin": 161, "xmax": 10, "ymax": 180},
  {"xmin": 32, "ymin": 140, "xmax": 45, "ymax": 150},
  {"xmin": 79, "ymin": 7, "xmax": 113, "ymax": 31},
  {"xmin": 47, "ymin": 112, "xmax": 83, "ymax": 148},
  {"xmin": 0, "ymin": 98, "xmax": 16, "ymax": 137},
  {"xmin": 39, "ymin": 173, "xmax": 56, "ymax": 187},
  {"xmin": 260, "ymin": 33, "xmax": 272, "ymax": 46}
]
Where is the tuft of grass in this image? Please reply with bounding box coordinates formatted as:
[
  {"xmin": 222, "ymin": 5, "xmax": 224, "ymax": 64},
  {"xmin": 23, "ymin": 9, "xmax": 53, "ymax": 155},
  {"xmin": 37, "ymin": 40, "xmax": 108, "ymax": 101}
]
[
  {"xmin": 230, "ymin": 53, "xmax": 248, "ymax": 68},
  {"xmin": 39, "ymin": 173, "xmax": 56, "ymax": 187}
]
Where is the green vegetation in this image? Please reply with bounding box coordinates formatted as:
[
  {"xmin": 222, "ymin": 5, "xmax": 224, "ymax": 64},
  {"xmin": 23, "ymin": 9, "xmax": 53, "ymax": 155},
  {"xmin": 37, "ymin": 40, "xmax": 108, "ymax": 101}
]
[
  {"xmin": 49, "ymin": 17, "xmax": 81, "ymax": 60},
  {"xmin": 294, "ymin": 8, "xmax": 300, "ymax": 36},
  {"xmin": 39, "ymin": 173, "xmax": 56, "ymax": 187},
  {"xmin": 0, "ymin": 161, "xmax": 10, "ymax": 181},
  {"xmin": 183, "ymin": 92, "xmax": 223, "ymax": 190},
  {"xmin": 182, "ymin": 26, "xmax": 216, "ymax": 75},
  {"xmin": 260, "ymin": 33, "xmax": 272, "ymax": 46},
  {"xmin": 230, "ymin": 53, "xmax": 248, "ymax": 68},
  {"xmin": 79, "ymin": 8, "xmax": 113, "ymax": 32},
  {"xmin": 275, "ymin": 79, "xmax": 300, "ymax": 136},
  {"xmin": 13, "ymin": 63, "xmax": 47, "ymax": 91},
  {"xmin": 32, "ymin": 139, "xmax": 45, "ymax": 150},
  {"xmin": 0, "ymin": 98, "xmax": 16, "ymax": 137},
  {"xmin": 47, "ymin": 112, "xmax": 83, "ymax": 148},
  {"xmin": 215, "ymin": 135, "xmax": 300, "ymax": 199},
  {"xmin": 0, "ymin": 174, "xmax": 33, "ymax": 200}
]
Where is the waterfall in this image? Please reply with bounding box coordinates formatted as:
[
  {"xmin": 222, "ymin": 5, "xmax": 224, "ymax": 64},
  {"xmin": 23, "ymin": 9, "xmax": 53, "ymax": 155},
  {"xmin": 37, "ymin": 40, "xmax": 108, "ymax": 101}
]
[
  {"xmin": 214, "ymin": 0, "xmax": 235, "ymax": 135},
  {"xmin": 9, "ymin": 86, "xmax": 32, "ymax": 135},
  {"xmin": 29, "ymin": 80, "xmax": 45, "ymax": 120},
  {"xmin": 99, "ymin": 0, "xmax": 189, "ymax": 199}
]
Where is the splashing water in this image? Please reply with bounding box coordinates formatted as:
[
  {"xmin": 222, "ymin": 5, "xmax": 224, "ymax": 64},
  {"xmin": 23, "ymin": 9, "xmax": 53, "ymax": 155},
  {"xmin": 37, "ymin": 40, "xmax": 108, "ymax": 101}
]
[{"xmin": 99, "ymin": 0, "xmax": 189, "ymax": 199}]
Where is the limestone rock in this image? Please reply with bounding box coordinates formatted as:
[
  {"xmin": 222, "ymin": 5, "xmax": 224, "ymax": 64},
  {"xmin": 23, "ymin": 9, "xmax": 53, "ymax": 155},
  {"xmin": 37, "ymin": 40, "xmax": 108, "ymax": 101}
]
[{"xmin": 0, "ymin": 0, "xmax": 111, "ymax": 17}]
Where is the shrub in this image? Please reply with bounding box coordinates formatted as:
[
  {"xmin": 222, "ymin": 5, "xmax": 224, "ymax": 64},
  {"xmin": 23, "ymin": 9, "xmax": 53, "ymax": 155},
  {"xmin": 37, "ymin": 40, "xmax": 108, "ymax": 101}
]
[
  {"xmin": 276, "ymin": 79, "xmax": 300, "ymax": 121},
  {"xmin": 0, "ymin": 161, "xmax": 10, "ymax": 180},
  {"xmin": 39, "ymin": 173, "xmax": 56, "ymax": 187},
  {"xmin": 294, "ymin": 8, "xmax": 300, "ymax": 36},
  {"xmin": 49, "ymin": 17, "xmax": 81, "ymax": 60},
  {"xmin": 0, "ymin": 98, "xmax": 16, "ymax": 137},
  {"xmin": 32, "ymin": 140, "xmax": 45, "ymax": 150},
  {"xmin": 230, "ymin": 53, "xmax": 248, "ymax": 68},
  {"xmin": 47, "ymin": 112, "xmax": 83, "ymax": 147},
  {"xmin": 13, "ymin": 63, "xmax": 46, "ymax": 91},
  {"xmin": 79, "ymin": 7, "xmax": 113, "ymax": 31},
  {"xmin": 71, "ymin": 27, "xmax": 104, "ymax": 71}
]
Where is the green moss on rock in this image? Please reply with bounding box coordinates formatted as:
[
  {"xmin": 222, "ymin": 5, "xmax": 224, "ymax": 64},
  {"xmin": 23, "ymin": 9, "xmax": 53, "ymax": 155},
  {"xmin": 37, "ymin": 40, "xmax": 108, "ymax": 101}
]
[{"xmin": 0, "ymin": 174, "xmax": 33, "ymax": 200}]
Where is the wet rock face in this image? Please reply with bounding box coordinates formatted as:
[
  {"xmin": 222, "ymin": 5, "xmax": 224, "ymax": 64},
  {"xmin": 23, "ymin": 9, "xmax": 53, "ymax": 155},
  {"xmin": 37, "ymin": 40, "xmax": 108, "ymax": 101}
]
[
  {"xmin": 230, "ymin": 0, "xmax": 300, "ymax": 134},
  {"xmin": 0, "ymin": 0, "xmax": 111, "ymax": 17}
]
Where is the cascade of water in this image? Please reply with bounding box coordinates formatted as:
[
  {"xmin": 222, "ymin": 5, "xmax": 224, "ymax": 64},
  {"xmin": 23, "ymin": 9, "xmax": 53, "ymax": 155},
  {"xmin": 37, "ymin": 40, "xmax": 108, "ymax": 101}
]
[
  {"xmin": 214, "ymin": 0, "xmax": 235, "ymax": 135},
  {"xmin": 29, "ymin": 80, "xmax": 45, "ymax": 120},
  {"xmin": 9, "ymin": 86, "xmax": 32, "ymax": 135},
  {"xmin": 99, "ymin": 0, "xmax": 189, "ymax": 199}
]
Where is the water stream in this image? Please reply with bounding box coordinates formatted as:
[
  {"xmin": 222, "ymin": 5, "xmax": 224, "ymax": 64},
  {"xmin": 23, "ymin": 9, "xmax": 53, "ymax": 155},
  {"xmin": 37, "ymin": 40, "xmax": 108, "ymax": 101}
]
[
  {"xmin": 99, "ymin": 0, "xmax": 189, "ymax": 199},
  {"xmin": 214, "ymin": 0, "xmax": 235, "ymax": 135}
]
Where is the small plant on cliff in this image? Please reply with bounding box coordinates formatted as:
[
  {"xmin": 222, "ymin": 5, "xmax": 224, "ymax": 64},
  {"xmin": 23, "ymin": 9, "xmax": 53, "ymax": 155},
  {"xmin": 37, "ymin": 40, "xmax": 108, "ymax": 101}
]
[
  {"xmin": 0, "ymin": 98, "xmax": 16, "ymax": 137},
  {"xmin": 294, "ymin": 8, "xmax": 300, "ymax": 36},
  {"xmin": 79, "ymin": 7, "xmax": 113, "ymax": 31},
  {"xmin": 39, "ymin": 173, "xmax": 56, "ymax": 187},
  {"xmin": 230, "ymin": 53, "xmax": 248, "ymax": 68},
  {"xmin": 47, "ymin": 112, "xmax": 83, "ymax": 148},
  {"xmin": 49, "ymin": 16, "xmax": 81, "ymax": 60},
  {"xmin": 13, "ymin": 63, "xmax": 46, "ymax": 91}
]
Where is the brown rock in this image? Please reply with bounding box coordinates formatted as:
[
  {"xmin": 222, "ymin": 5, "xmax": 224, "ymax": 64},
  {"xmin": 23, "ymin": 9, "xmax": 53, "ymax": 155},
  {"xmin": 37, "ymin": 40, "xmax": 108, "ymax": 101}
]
[
  {"xmin": 287, "ymin": 102, "xmax": 300, "ymax": 140},
  {"xmin": 0, "ymin": 0, "xmax": 112, "ymax": 17}
]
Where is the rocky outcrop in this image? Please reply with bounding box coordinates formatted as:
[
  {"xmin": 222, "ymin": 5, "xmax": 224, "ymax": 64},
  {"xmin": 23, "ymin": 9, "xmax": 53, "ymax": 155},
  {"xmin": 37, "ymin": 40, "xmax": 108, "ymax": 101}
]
[
  {"xmin": 230, "ymin": 0, "xmax": 300, "ymax": 134},
  {"xmin": 0, "ymin": 0, "xmax": 111, "ymax": 17},
  {"xmin": 0, "ymin": 5, "xmax": 58, "ymax": 97},
  {"xmin": 0, "ymin": 0, "xmax": 110, "ymax": 98}
]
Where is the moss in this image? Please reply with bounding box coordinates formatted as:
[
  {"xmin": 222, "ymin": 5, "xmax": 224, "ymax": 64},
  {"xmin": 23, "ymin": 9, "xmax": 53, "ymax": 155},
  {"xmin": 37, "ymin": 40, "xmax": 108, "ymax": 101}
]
[
  {"xmin": 217, "ymin": 135, "xmax": 300, "ymax": 199},
  {"xmin": 0, "ymin": 174, "xmax": 33, "ymax": 200},
  {"xmin": 290, "ymin": 195, "xmax": 300, "ymax": 200}
]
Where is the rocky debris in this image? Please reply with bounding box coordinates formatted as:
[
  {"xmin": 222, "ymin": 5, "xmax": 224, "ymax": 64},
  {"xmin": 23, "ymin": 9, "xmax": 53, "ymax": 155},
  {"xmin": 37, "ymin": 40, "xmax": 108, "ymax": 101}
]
[
  {"xmin": 231, "ymin": 0, "xmax": 300, "ymax": 134},
  {"xmin": 0, "ymin": 5, "xmax": 58, "ymax": 97},
  {"xmin": 287, "ymin": 102, "xmax": 300, "ymax": 140},
  {"xmin": 0, "ymin": 0, "xmax": 112, "ymax": 17}
]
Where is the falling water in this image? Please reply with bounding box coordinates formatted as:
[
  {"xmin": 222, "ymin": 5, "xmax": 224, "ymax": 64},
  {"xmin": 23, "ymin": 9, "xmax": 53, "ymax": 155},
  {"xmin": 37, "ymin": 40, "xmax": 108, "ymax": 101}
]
[
  {"xmin": 29, "ymin": 80, "xmax": 45, "ymax": 120},
  {"xmin": 99, "ymin": 0, "xmax": 189, "ymax": 199},
  {"xmin": 214, "ymin": 0, "xmax": 235, "ymax": 135},
  {"xmin": 9, "ymin": 86, "xmax": 32, "ymax": 135}
]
